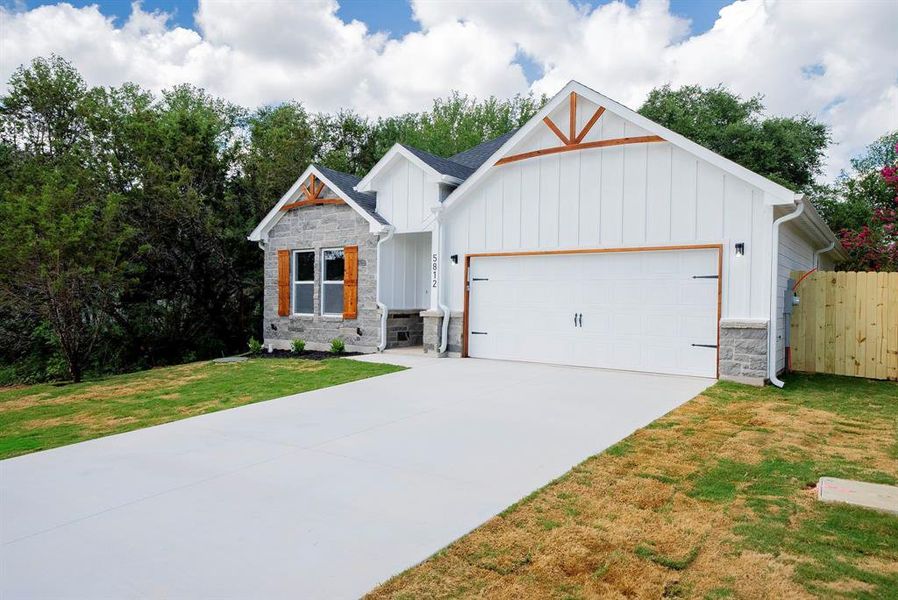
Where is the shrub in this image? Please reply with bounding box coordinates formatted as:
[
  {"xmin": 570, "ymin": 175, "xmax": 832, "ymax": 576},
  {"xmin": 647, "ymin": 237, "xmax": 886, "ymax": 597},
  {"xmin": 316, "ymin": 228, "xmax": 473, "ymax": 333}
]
[
  {"xmin": 247, "ymin": 337, "xmax": 262, "ymax": 354},
  {"xmin": 330, "ymin": 338, "xmax": 345, "ymax": 354},
  {"xmin": 291, "ymin": 339, "xmax": 306, "ymax": 353}
]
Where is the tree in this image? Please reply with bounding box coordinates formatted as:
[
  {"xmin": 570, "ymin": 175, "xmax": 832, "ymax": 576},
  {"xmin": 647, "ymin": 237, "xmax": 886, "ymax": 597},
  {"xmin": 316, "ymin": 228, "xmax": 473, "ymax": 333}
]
[
  {"xmin": 242, "ymin": 102, "xmax": 315, "ymax": 218},
  {"xmin": 312, "ymin": 110, "xmax": 378, "ymax": 176},
  {"xmin": 373, "ymin": 91, "xmax": 545, "ymax": 162},
  {"xmin": 638, "ymin": 84, "xmax": 830, "ymax": 190},
  {"xmin": 0, "ymin": 57, "xmax": 133, "ymax": 382},
  {"xmin": 107, "ymin": 84, "xmax": 251, "ymax": 366},
  {"xmin": 819, "ymin": 133, "xmax": 898, "ymax": 271}
]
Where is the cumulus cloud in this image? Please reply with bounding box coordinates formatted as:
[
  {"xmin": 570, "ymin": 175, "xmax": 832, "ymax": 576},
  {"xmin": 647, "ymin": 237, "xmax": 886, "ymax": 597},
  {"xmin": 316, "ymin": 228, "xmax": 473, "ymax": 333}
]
[{"xmin": 1, "ymin": 0, "xmax": 896, "ymax": 178}]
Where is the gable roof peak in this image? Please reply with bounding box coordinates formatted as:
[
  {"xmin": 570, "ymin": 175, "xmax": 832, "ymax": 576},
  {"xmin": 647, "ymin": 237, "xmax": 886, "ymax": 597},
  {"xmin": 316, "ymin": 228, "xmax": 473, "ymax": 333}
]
[{"xmin": 441, "ymin": 79, "xmax": 799, "ymax": 214}]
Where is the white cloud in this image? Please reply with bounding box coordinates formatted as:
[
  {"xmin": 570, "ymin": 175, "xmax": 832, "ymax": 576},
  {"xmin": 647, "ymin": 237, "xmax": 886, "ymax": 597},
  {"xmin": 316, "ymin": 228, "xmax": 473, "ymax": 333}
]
[{"xmin": 1, "ymin": 0, "xmax": 896, "ymax": 179}]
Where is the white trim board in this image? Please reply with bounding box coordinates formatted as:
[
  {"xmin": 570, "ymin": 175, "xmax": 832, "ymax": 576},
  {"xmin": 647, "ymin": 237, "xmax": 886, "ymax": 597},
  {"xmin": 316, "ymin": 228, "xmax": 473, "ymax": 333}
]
[{"xmin": 355, "ymin": 143, "xmax": 463, "ymax": 193}]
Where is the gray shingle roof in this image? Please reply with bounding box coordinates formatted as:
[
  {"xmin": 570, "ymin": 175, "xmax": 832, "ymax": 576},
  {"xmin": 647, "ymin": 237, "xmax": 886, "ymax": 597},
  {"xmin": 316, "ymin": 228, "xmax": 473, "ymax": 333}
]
[
  {"xmin": 312, "ymin": 131, "xmax": 517, "ymax": 224},
  {"xmin": 399, "ymin": 144, "xmax": 475, "ymax": 181},
  {"xmin": 450, "ymin": 129, "xmax": 518, "ymax": 170},
  {"xmin": 314, "ymin": 164, "xmax": 388, "ymax": 225}
]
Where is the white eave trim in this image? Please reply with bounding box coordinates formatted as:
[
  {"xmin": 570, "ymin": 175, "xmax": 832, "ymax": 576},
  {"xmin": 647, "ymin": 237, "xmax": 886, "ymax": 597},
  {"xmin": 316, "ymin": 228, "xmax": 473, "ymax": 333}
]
[
  {"xmin": 442, "ymin": 80, "xmax": 798, "ymax": 213},
  {"xmin": 247, "ymin": 165, "xmax": 386, "ymax": 242},
  {"xmin": 355, "ymin": 143, "xmax": 461, "ymax": 192},
  {"xmin": 784, "ymin": 194, "xmax": 847, "ymax": 261}
]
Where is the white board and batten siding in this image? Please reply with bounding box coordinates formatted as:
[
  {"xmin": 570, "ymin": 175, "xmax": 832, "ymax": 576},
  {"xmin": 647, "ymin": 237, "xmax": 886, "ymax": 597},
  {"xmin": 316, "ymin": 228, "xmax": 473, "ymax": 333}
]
[
  {"xmin": 443, "ymin": 94, "xmax": 774, "ymax": 324},
  {"xmin": 379, "ymin": 233, "xmax": 431, "ymax": 310},
  {"xmin": 372, "ymin": 158, "xmax": 440, "ymax": 233}
]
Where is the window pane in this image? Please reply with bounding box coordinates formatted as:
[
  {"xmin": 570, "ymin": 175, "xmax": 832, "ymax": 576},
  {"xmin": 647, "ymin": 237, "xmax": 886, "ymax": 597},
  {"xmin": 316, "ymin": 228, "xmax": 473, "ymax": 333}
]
[
  {"xmin": 294, "ymin": 251, "xmax": 313, "ymax": 281},
  {"xmin": 323, "ymin": 249, "xmax": 344, "ymax": 281},
  {"xmin": 323, "ymin": 283, "xmax": 344, "ymax": 314},
  {"xmin": 294, "ymin": 283, "xmax": 313, "ymax": 314}
]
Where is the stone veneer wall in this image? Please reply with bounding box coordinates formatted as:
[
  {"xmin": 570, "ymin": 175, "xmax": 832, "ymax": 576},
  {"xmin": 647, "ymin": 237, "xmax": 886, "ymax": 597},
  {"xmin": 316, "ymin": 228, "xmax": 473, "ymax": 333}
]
[
  {"xmin": 718, "ymin": 319, "xmax": 769, "ymax": 386},
  {"xmin": 384, "ymin": 310, "xmax": 424, "ymax": 348},
  {"xmin": 263, "ymin": 203, "xmax": 380, "ymax": 352},
  {"xmin": 421, "ymin": 311, "xmax": 463, "ymax": 356}
]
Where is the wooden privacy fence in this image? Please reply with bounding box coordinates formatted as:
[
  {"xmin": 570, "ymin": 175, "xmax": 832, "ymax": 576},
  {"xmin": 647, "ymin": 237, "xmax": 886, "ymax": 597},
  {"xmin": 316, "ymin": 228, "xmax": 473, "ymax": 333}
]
[{"xmin": 790, "ymin": 271, "xmax": 898, "ymax": 380}]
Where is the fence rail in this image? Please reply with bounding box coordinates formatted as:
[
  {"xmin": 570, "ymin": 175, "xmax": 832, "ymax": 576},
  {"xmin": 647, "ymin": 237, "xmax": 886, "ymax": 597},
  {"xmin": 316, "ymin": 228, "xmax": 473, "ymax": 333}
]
[{"xmin": 790, "ymin": 271, "xmax": 898, "ymax": 380}]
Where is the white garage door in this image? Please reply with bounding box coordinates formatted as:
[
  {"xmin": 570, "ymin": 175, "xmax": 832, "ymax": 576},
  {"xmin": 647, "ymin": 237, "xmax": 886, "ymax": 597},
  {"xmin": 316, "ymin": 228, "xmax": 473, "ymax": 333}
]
[{"xmin": 466, "ymin": 248, "xmax": 720, "ymax": 378}]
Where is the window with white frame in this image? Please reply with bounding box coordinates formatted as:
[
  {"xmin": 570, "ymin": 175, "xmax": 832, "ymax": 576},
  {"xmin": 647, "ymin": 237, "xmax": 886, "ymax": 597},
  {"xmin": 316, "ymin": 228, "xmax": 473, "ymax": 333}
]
[
  {"xmin": 292, "ymin": 250, "xmax": 314, "ymax": 315},
  {"xmin": 321, "ymin": 248, "xmax": 344, "ymax": 315}
]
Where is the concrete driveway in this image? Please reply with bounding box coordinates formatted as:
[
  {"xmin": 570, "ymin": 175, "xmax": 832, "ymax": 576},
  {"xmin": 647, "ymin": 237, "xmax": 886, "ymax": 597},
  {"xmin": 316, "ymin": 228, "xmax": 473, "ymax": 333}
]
[{"xmin": 1, "ymin": 354, "xmax": 712, "ymax": 599}]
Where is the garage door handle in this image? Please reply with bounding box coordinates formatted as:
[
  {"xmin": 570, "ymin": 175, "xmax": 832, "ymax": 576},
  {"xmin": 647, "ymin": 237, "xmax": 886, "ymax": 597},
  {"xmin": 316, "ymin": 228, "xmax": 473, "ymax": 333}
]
[
  {"xmin": 471, "ymin": 331, "xmax": 488, "ymax": 335},
  {"xmin": 692, "ymin": 275, "xmax": 719, "ymax": 279},
  {"xmin": 692, "ymin": 343, "xmax": 718, "ymax": 348},
  {"xmin": 577, "ymin": 313, "xmax": 582, "ymax": 327}
]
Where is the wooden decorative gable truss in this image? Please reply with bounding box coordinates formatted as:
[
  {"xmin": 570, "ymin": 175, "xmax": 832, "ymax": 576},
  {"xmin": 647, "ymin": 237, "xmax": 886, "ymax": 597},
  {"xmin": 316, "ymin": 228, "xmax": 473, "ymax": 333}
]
[
  {"xmin": 248, "ymin": 165, "xmax": 386, "ymax": 243},
  {"xmin": 444, "ymin": 80, "xmax": 798, "ymax": 215},
  {"xmin": 280, "ymin": 174, "xmax": 343, "ymax": 211},
  {"xmin": 495, "ymin": 92, "xmax": 664, "ymax": 166}
]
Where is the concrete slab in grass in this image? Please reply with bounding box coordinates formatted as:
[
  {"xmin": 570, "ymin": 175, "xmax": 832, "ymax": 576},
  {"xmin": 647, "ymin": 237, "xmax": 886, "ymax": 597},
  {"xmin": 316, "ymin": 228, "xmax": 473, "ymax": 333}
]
[
  {"xmin": 212, "ymin": 356, "xmax": 248, "ymax": 363},
  {"xmin": 818, "ymin": 477, "xmax": 898, "ymax": 515}
]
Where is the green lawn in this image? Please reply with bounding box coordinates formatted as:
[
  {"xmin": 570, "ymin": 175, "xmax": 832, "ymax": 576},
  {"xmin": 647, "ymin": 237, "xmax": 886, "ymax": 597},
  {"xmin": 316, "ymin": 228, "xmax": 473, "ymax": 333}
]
[
  {"xmin": 368, "ymin": 374, "xmax": 898, "ymax": 600},
  {"xmin": 0, "ymin": 358, "xmax": 404, "ymax": 460}
]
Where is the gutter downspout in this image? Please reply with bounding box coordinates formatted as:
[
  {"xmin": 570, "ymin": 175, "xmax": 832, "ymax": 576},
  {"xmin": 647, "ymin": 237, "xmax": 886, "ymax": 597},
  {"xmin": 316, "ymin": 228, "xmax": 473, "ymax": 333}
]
[
  {"xmin": 376, "ymin": 226, "xmax": 395, "ymax": 352},
  {"xmin": 769, "ymin": 198, "xmax": 805, "ymax": 388},
  {"xmin": 814, "ymin": 241, "xmax": 836, "ymax": 269},
  {"xmin": 434, "ymin": 209, "xmax": 451, "ymax": 355}
]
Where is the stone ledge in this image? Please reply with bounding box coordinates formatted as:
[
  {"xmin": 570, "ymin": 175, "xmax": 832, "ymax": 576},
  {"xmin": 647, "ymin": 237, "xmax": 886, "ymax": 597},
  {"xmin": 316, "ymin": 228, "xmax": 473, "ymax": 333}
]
[
  {"xmin": 420, "ymin": 310, "xmax": 464, "ymax": 318},
  {"xmin": 720, "ymin": 373, "xmax": 766, "ymax": 387},
  {"xmin": 720, "ymin": 319, "xmax": 769, "ymax": 329}
]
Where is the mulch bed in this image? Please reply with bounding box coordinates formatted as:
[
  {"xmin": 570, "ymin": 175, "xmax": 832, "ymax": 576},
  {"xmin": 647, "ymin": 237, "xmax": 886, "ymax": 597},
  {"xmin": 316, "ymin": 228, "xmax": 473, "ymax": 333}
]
[{"xmin": 252, "ymin": 349, "xmax": 362, "ymax": 361}]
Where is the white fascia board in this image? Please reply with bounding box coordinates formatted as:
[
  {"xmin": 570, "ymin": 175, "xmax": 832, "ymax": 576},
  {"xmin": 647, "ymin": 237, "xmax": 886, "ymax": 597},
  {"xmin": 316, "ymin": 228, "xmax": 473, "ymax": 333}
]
[
  {"xmin": 355, "ymin": 143, "xmax": 453, "ymax": 192},
  {"xmin": 440, "ymin": 83, "xmax": 576, "ymax": 214},
  {"xmin": 794, "ymin": 195, "xmax": 847, "ymax": 260},
  {"xmin": 248, "ymin": 165, "xmax": 386, "ymax": 242},
  {"xmin": 442, "ymin": 80, "xmax": 797, "ymax": 213}
]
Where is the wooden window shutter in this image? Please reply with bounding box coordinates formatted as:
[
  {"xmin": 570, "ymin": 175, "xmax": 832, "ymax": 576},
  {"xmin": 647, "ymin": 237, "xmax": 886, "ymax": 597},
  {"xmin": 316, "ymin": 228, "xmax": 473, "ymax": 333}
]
[
  {"xmin": 343, "ymin": 245, "xmax": 358, "ymax": 319},
  {"xmin": 277, "ymin": 249, "xmax": 290, "ymax": 317}
]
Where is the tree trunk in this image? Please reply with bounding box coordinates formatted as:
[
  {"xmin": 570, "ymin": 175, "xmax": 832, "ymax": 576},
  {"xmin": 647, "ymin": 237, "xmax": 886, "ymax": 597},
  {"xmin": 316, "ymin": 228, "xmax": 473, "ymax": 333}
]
[{"xmin": 68, "ymin": 356, "xmax": 83, "ymax": 383}]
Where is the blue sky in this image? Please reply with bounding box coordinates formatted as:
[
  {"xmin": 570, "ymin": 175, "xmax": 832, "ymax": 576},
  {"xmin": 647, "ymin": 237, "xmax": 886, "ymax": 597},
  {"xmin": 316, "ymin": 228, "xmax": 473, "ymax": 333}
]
[
  {"xmin": 5, "ymin": 0, "xmax": 733, "ymax": 84},
  {"xmin": 13, "ymin": 0, "xmax": 731, "ymax": 38}
]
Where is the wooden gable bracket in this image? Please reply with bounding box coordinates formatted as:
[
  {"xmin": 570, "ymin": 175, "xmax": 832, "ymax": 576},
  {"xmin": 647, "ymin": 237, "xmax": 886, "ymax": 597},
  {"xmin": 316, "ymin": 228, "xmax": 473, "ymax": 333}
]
[
  {"xmin": 281, "ymin": 174, "xmax": 345, "ymax": 211},
  {"xmin": 496, "ymin": 92, "xmax": 664, "ymax": 166}
]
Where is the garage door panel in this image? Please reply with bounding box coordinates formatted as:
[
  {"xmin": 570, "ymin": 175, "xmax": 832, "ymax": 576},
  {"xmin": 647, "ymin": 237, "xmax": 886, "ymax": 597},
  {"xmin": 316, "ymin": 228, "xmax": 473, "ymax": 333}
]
[
  {"xmin": 467, "ymin": 248, "xmax": 719, "ymax": 377},
  {"xmin": 613, "ymin": 282, "xmax": 643, "ymax": 305},
  {"xmin": 680, "ymin": 250, "xmax": 717, "ymax": 273},
  {"xmin": 679, "ymin": 280, "xmax": 717, "ymax": 306},
  {"xmin": 641, "ymin": 280, "xmax": 679, "ymax": 305},
  {"xmin": 642, "ymin": 314, "xmax": 681, "ymax": 337}
]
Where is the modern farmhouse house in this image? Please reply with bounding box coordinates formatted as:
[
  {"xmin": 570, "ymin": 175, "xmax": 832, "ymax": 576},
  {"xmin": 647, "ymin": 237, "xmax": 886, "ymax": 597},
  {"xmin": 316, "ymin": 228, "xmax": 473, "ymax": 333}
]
[{"xmin": 249, "ymin": 81, "xmax": 844, "ymax": 386}]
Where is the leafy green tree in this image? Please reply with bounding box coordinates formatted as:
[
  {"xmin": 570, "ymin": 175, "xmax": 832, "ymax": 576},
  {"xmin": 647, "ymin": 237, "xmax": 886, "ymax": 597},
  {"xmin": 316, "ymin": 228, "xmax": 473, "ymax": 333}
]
[
  {"xmin": 813, "ymin": 131, "xmax": 898, "ymax": 271},
  {"xmin": 638, "ymin": 84, "xmax": 830, "ymax": 189},
  {"xmin": 0, "ymin": 57, "xmax": 133, "ymax": 382},
  {"xmin": 373, "ymin": 91, "xmax": 545, "ymax": 161},
  {"xmin": 242, "ymin": 102, "xmax": 315, "ymax": 218},
  {"xmin": 107, "ymin": 84, "xmax": 252, "ymax": 366},
  {"xmin": 312, "ymin": 110, "xmax": 378, "ymax": 176}
]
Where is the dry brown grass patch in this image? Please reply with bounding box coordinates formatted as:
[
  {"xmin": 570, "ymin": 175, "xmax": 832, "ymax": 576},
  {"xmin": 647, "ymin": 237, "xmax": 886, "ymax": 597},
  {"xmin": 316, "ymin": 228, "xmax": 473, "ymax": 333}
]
[
  {"xmin": 23, "ymin": 413, "xmax": 139, "ymax": 432},
  {"xmin": 367, "ymin": 380, "xmax": 898, "ymax": 600}
]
